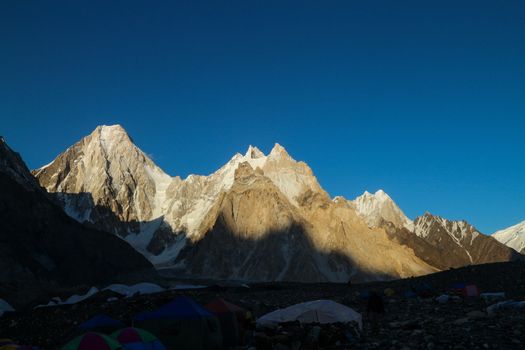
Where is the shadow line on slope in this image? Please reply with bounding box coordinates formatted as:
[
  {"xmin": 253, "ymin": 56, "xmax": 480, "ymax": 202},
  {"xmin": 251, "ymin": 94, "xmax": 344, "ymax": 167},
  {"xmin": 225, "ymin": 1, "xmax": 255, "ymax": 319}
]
[{"xmin": 46, "ymin": 191, "xmax": 401, "ymax": 283}]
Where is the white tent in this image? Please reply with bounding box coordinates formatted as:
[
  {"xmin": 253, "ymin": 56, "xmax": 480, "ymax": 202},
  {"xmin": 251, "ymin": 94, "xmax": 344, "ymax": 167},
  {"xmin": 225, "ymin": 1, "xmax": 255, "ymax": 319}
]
[{"xmin": 257, "ymin": 299, "xmax": 362, "ymax": 329}]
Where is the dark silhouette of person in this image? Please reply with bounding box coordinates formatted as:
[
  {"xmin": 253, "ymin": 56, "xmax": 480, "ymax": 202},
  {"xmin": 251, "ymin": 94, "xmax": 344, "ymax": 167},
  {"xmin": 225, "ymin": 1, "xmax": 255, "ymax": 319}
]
[{"xmin": 367, "ymin": 291, "xmax": 385, "ymax": 335}]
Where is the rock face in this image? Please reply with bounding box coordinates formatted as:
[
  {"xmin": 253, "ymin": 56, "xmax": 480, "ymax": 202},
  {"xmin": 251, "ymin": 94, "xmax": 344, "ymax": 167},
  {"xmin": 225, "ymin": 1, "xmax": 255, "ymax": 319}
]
[
  {"xmin": 347, "ymin": 191, "xmax": 521, "ymax": 270},
  {"xmin": 413, "ymin": 213, "xmax": 519, "ymax": 268},
  {"xmin": 34, "ymin": 125, "xmax": 520, "ymax": 282},
  {"xmin": 174, "ymin": 162, "xmax": 434, "ymax": 282},
  {"xmin": 493, "ymin": 221, "xmax": 525, "ymax": 254},
  {"xmin": 0, "ymin": 137, "xmax": 153, "ymax": 305},
  {"xmin": 34, "ymin": 125, "xmax": 436, "ymax": 282},
  {"xmin": 32, "ymin": 125, "xmax": 173, "ymax": 238}
]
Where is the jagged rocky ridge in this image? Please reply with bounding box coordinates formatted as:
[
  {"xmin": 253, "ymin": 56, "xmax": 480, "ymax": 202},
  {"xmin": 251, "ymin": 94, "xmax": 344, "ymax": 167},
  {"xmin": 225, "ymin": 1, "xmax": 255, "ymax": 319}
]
[
  {"xmin": 0, "ymin": 136, "xmax": 154, "ymax": 306},
  {"xmin": 33, "ymin": 125, "xmax": 437, "ymax": 282},
  {"xmin": 347, "ymin": 190, "xmax": 520, "ymax": 269},
  {"xmin": 32, "ymin": 125, "xmax": 522, "ymax": 282}
]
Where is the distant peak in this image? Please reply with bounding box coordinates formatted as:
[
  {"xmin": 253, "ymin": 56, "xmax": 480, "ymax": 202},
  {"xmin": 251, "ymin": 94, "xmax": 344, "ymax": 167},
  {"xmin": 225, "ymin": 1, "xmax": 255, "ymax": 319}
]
[
  {"xmin": 374, "ymin": 189, "xmax": 390, "ymax": 200},
  {"xmin": 269, "ymin": 143, "xmax": 290, "ymax": 158},
  {"xmin": 91, "ymin": 124, "xmax": 134, "ymax": 150},
  {"xmin": 230, "ymin": 152, "xmax": 244, "ymax": 162},
  {"xmin": 97, "ymin": 124, "xmax": 125, "ymax": 130},
  {"xmin": 418, "ymin": 212, "xmax": 451, "ymax": 224},
  {"xmin": 333, "ymin": 196, "xmax": 347, "ymax": 203},
  {"xmin": 245, "ymin": 145, "xmax": 265, "ymax": 159},
  {"xmin": 93, "ymin": 124, "xmax": 128, "ymax": 136},
  {"xmin": 359, "ymin": 189, "xmax": 391, "ymax": 202}
]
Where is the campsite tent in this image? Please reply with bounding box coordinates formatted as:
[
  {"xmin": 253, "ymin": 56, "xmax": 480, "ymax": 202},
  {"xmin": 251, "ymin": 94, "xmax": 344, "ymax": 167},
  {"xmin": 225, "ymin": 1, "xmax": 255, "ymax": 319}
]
[
  {"xmin": 0, "ymin": 341, "xmax": 14, "ymax": 347},
  {"xmin": 450, "ymin": 283, "xmax": 480, "ymax": 297},
  {"xmin": 134, "ymin": 296, "xmax": 222, "ymax": 350},
  {"xmin": 257, "ymin": 300, "xmax": 362, "ymax": 330},
  {"xmin": 413, "ymin": 283, "xmax": 434, "ymax": 298},
  {"xmin": 111, "ymin": 327, "xmax": 166, "ymax": 350},
  {"xmin": 60, "ymin": 332, "xmax": 121, "ymax": 350},
  {"xmin": 205, "ymin": 298, "xmax": 248, "ymax": 347},
  {"xmin": 79, "ymin": 315, "xmax": 126, "ymax": 334}
]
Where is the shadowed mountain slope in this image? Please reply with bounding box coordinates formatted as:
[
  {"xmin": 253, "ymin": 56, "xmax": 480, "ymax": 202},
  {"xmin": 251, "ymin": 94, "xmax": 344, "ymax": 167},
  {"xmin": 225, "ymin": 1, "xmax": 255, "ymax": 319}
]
[{"xmin": 0, "ymin": 137, "xmax": 154, "ymax": 306}]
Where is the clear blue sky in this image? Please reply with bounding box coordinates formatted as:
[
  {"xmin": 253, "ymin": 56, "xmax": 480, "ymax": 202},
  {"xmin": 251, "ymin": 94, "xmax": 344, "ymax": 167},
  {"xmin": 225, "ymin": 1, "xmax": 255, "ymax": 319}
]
[{"xmin": 1, "ymin": 1, "xmax": 524, "ymax": 233}]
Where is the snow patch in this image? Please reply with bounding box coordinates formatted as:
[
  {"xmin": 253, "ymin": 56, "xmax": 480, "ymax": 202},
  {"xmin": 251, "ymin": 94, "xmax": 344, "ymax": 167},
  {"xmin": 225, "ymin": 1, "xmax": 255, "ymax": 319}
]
[
  {"xmin": 144, "ymin": 164, "xmax": 173, "ymax": 218},
  {"xmin": 148, "ymin": 234, "xmax": 188, "ymax": 266},
  {"xmin": 58, "ymin": 193, "xmax": 92, "ymax": 223},
  {"xmin": 0, "ymin": 299, "xmax": 15, "ymax": 317},
  {"xmin": 35, "ymin": 287, "xmax": 99, "ymax": 308},
  {"xmin": 98, "ymin": 124, "xmax": 127, "ymax": 153},
  {"xmin": 103, "ymin": 282, "xmax": 165, "ymax": 297},
  {"xmin": 493, "ymin": 220, "xmax": 525, "ymax": 253}
]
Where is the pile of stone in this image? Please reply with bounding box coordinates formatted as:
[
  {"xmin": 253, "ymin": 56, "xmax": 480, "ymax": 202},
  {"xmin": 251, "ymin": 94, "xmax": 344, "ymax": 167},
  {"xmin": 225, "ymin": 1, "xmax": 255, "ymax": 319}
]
[{"xmin": 254, "ymin": 321, "xmax": 361, "ymax": 349}]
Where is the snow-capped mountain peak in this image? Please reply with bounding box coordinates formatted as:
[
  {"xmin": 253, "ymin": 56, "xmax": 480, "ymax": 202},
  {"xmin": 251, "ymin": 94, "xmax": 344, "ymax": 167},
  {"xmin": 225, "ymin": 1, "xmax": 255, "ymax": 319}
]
[
  {"xmin": 96, "ymin": 124, "xmax": 132, "ymax": 152},
  {"xmin": 493, "ymin": 220, "xmax": 525, "ymax": 254},
  {"xmin": 413, "ymin": 213, "xmax": 478, "ymax": 242},
  {"xmin": 245, "ymin": 145, "xmax": 265, "ymax": 159},
  {"xmin": 374, "ymin": 189, "xmax": 389, "ymax": 200},
  {"xmin": 352, "ymin": 189, "xmax": 414, "ymax": 230},
  {"xmin": 411, "ymin": 212, "xmax": 518, "ymax": 267},
  {"xmin": 269, "ymin": 143, "xmax": 291, "ymax": 159},
  {"xmin": 32, "ymin": 124, "xmax": 174, "ymax": 233},
  {"xmin": 30, "ymin": 126, "xmax": 518, "ymax": 282}
]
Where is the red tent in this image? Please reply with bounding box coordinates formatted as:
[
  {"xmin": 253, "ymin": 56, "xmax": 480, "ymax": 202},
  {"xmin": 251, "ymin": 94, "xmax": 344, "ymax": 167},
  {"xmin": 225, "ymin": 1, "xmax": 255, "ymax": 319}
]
[
  {"xmin": 205, "ymin": 298, "xmax": 248, "ymax": 347},
  {"xmin": 450, "ymin": 283, "xmax": 480, "ymax": 297},
  {"xmin": 205, "ymin": 298, "xmax": 245, "ymax": 316}
]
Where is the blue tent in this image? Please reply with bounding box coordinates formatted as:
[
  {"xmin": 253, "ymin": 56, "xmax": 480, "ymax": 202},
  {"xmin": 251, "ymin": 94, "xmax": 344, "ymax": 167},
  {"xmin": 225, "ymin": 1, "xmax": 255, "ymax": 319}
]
[
  {"xmin": 404, "ymin": 290, "xmax": 418, "ymax": 299},
  {"xmin": 133, "ymin": 297, "xmax": 222, "ymax": 350},
  {"xmin": 79, "ymin": 314, "xmax": 125, "ymax": 331},
  {"xmin": 134, "ymin": 296, "xmax": 213, "ymax": 322},
  {"xmin": 451, "ymin": 282, "xmax": 467, "ymax": 289}
]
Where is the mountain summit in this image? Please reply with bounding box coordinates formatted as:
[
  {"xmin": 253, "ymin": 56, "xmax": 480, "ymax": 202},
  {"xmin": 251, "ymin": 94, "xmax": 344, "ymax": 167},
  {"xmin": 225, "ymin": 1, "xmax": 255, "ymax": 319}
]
[
  {"xmin": 245, "ymin": 145, "xmax": 265, "ymax": 159},
  {"xmin": 412, "ymin": 213, "xmax": 519, "ymax": 267},
  {"xmin": 351, "ymin": 190, "xmax": 414, "ymax": 231},
  {"xmin": 493, "ymin": 220, "xmax": 525, "ymax": 254},
  {"xmin": 33, "ymin": 125, "xmax": 436, "ymax": 282},
  {"xmin": 32, "ymin": 125, "xmax": 522, "ymax": 282}
]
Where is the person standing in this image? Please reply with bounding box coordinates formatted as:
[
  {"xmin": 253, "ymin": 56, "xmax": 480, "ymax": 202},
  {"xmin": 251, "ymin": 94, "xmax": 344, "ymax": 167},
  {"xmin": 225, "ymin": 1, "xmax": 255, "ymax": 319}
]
[{"xmin": 367, "ymin": 291, "xmax": 385, "ymax": 335}]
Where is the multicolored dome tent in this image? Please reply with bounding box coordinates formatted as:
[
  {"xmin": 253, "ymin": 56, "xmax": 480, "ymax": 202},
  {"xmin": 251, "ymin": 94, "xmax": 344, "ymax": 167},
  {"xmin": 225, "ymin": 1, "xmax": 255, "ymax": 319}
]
[
  {"xmin": 111, "ymin": 327, "xmax": 166, "ymax": 350},
  {"xmin": 60, "ymin": 332, "xmax": 121, "ymax": 350}
]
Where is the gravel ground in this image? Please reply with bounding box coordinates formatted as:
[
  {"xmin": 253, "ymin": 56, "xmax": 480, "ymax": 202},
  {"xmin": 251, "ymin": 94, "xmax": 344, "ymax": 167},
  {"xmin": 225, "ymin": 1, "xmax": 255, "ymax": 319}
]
[{"xmin": 1, "ymin": 261, "xmax": 524, "ymax": 349}]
